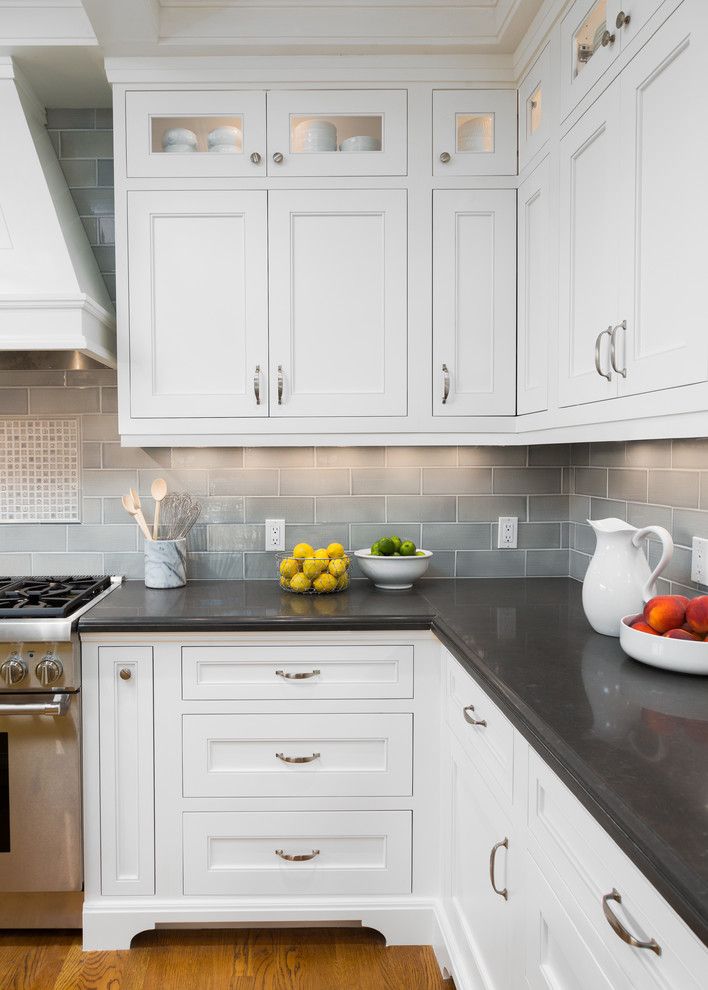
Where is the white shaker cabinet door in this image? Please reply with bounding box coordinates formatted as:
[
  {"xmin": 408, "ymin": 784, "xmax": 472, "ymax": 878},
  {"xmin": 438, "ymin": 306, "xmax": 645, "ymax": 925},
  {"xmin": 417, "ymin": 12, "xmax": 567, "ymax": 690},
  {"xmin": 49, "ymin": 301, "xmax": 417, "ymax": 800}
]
[
  {"xmin": 433, "ymin": 189, "xmax": 516, "ymax": 416},
  {"xmin": 127, "ymin": 190, "xmax": 268, "ymax": 419},
  {"xmin": 517, "ymin": 158, "xmax": 551, "ymax": 415},
  {"xmin": 616, "ymin": 1, "xmax": 708, "ymax": 397},
  {"xmin": 268, "ymin": 189, "xmax": 407, "ymax": 417},
  {"xmin": 557, "ymin": 85, "xmax": 620, "ymax": 407}
]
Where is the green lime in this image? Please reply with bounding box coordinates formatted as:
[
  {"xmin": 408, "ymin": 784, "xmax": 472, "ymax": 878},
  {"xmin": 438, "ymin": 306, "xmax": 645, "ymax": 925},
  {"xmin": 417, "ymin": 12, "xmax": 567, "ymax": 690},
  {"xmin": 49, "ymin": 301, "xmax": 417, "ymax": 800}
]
[
  {"xmin": 371, "ymin": 549, "xmax": 382, "ymax": 556},
  {"xmin": 378, "ymin": 537, "xmax": 395, "ymax": 556},
  {"xmin": 400, "ymin": 540, "xmax": 416, "ymax": 556},
  {"xmin": 370, "ymin": 541, "xmax": 380, "ymax": 554},
  {"xmin": 393, "ymin": 552, "xmax": 401, "ymax": 556},
  {"xmin": 415, "ymin": 550, "xmax": 426, "ymax": 556},
  {"xmin": 390, "ymin": 536, "xmax": 402, "ymax": 552}
]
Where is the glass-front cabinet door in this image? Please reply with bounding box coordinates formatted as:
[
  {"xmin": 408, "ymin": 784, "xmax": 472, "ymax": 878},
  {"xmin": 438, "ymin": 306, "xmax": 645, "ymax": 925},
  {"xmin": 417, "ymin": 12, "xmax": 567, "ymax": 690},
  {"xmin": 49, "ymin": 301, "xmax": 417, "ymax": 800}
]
[
  {"xmin": 519, "ymin": 45, "xmax": 551, "ymax": 171},
  {"xmin": 560, "ymin": 0, "xmax": 617, "ymax": 118},
  {"xmin": 265, "ymin": 90, "xmax": 407, "ymax": 176},
  {"xmin": 433, "ymin": 90, "xmax": 517, "ymax": 176},
  {"xmin": 125, "ymin": 90, "xmax": 267, "ymax": 177}
]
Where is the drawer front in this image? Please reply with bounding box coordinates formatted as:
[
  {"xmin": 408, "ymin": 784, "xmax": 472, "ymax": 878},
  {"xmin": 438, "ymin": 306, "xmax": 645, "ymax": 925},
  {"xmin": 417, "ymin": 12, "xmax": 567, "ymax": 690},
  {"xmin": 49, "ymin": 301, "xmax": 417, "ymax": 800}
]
[
  {"xmin": 528, "ymin": 751, "xmax": 707, "ymax": 990},
  {"xmin": 445, "ymin": 653, "xmax": 514, "ymax": 803},
  {"xmin": 182, "ymin": 644, "xmax": 414, "ymax": 700},
  {"xmin": 182, "ymin": 713, "xmax": 413, "ymax": 797},
  {"xmin": 183, "ymin": 810, "xmax": 412, "ymax": 896}
]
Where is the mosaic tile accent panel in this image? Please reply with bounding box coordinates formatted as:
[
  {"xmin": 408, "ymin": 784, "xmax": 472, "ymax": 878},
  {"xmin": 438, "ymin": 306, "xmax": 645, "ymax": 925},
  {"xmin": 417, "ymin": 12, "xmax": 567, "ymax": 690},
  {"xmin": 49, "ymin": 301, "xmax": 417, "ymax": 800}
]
[{"xmin": 0, "ymin": 418, "xmax": 81, "ymax": 523}]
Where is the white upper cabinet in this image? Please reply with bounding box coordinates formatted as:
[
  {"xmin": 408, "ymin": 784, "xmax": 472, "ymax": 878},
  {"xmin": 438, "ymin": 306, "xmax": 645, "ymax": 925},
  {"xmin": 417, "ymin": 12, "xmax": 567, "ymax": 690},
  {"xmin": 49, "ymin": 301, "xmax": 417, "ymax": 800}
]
[
  {"xmin": 125, "ymin": 90, "xmax": 266, "ymax": 177},
  {"xmin": 616, "ymin": 0, "xmax": 708, "ymax": 396},
  {"xmin": 268, "ymin": 189, "xmax": 408, "ymax": 417},
  {"xmin": 127, "ymin": 190, "xmax": 269, "ymax": 419},
  {"xmin": 517, "ymin": 159, "xmax": 550, "ymax": 416},
  {"xmin": 433, "ymin": 90, "xmax": 517, "ymax": 176},
  {"xmin": 433, "ymin": 189, "xmax": 516, "ymax": 416},
  {"xmin": 519, "ymin": 45, "xmax": 551, "ymax": 173},
  {"xmin": 557, "ymin": 85, "xmax": 620, "ymax": 408},
  {"xmin": 265, "ymin": 90, "xmax": 407, "ymax": 176}
]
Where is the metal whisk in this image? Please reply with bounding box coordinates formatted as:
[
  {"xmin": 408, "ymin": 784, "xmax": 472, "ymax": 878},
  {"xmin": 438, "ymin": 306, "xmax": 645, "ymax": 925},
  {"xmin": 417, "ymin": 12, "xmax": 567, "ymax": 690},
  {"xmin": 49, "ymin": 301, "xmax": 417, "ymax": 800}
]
[{"xmin": 158, "ymin": 492, "xmax": 201, "ymax": 541}]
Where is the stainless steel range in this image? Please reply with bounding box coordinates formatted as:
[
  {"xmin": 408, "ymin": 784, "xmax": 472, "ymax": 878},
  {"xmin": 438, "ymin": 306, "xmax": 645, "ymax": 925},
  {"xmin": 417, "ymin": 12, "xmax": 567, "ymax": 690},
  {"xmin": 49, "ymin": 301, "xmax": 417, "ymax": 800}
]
[{"xmin": 0, "ymin": 575, "xmax": 120, "ymax": 928}]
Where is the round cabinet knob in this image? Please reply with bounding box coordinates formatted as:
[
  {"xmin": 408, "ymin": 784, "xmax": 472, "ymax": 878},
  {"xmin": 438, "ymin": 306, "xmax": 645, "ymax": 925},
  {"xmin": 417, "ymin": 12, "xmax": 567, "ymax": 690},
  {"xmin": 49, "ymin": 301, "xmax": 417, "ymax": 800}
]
[
  {"xmin": 35, "ymin": 654, "xmax": 63, "ymax": 687},
  {"xmin": 272, "ymin": 151, "xmax": 284, "ymax": 164},
  {"xmin": 615, "ymin": 10, "xmax": 631, "ymax": 28},
  {"xmin": 439, "ymin": 151, "xmax": 452, "ymax": 164},
  {"xmin": 601, "ymin": 29, "xmax": 616, "ymax": 46},
  {"xmin": 119, "ymin": 668, "xmax": 132, "ymax": 681},
  {"xmin": 250, "ymin": 151, "xmax": 262, "ymax": 165},
  {"xmin": 1, "ymin": 655, "xmax": 27, "ymax": 686}
]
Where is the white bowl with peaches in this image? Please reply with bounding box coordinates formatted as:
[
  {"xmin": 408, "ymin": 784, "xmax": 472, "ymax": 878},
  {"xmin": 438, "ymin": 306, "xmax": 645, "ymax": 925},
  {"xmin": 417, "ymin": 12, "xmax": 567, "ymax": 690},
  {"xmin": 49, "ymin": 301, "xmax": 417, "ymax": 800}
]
[{"xmin": 620, "ymin": 594, "xmax": 708, "ymax": 675}]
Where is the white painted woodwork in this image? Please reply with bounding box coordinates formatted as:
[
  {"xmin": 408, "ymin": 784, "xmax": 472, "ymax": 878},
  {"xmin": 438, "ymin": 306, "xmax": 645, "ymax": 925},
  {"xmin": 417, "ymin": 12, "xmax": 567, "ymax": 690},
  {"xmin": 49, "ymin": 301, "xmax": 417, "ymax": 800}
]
[
  {"xmin": 127, "ymin": 189, "xmax": 268, "ymax": 418},
  {"xmin": 560, "ymin": 0, "xmax": 620, "ymax": 119},
  {"xmin": 616, "ymin": 1, "xmax": 708, "ymax": 396},
  {"xmin": 182, "ymin": 712, "xmax": 413, "ymax": 797},
  {"xmin": 266, "ymin": 90, "xmax": 407, "ymax": 176},
  {"xmin": 517, "ymin": 157, "xmax": 550, "ymax": 415},
  {"xmin": 181, "ymin": 643, "xmax": 414, "ymax": 699},
  {"xmin": 267, "ymin": 188, "xmax": 408, "ymax": 417},
  {"xmin": 433, "ymin": 189, "xmax": 516, "ymax": 416},
  {"xmin": 432, "ymin": 89, "xmax": 517, "ymax": 176},
  {"xmin": 557, "ymin": 84, "xmax": 620, "ymax": 407},
  {"xmin": 125, "ymin": 90, "xmax": 267, "ymax": 177},
  {"xmin": 98, "ymin": 646, "xmax": 154, "ymax": 896},
  {"xmin": 183, "ymin": 810, "xmax": 412, "ymax": 896},
  {"xmin": 608, "ymin": 0, "xmax": 667, "ymax": 51},
  {"xmin": 519, "ymin": 45, "xmax": 551, "ymax": 172}
]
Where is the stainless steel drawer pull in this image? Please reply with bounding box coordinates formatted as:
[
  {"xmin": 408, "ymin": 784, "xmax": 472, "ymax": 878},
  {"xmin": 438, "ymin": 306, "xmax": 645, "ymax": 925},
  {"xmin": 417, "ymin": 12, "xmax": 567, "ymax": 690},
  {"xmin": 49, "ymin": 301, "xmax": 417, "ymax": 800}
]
[
  {"xmin": 610, "ymin": 321, "xmax": 627, "ymax": 378},
  {"xmin": 489, "ymin": 838, "xmax": 508, "ymax": 900},
  {"xmin": 275, "ymin": 668, "xmax": 321, "ymax": 680},
  {"xmin": 275, "ymin": 849, "xmax": 320, "ymax": 862},
  {"xmin": 276, "ymin": 752, "xmax": 321, "ymax": 764},
  {"xmin": 594, "ymin": 327, "xmax": 613, "ymax": 381},
  {"xmin": 0, "ymin": 694, "xmax": 70, "ymax": 717},
  {"xmin": 277, "ymin": 365, "xmax": 284, "ymax": 405},
  {"xmin": 463, "ymin": 704, "xmax": 487, "ymax": 727},
  {"xmin": 442, "ymin": 363, "xmax": 450, "ymax": 404},
  {"xmin": 602, "ymin": 889, "xmax": 661, "ymax": 956},
  {"xmin": 254, "ymin": 364, "xmax": 261, "ymax": 404}
]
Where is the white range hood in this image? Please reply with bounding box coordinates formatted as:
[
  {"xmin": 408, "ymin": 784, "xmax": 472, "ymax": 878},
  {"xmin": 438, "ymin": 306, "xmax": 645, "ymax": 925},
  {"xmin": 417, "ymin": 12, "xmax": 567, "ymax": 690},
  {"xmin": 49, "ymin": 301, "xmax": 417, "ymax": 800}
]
[{"xmin": 0, "ymin": 58, "xmax": 116, "ymax": 367}]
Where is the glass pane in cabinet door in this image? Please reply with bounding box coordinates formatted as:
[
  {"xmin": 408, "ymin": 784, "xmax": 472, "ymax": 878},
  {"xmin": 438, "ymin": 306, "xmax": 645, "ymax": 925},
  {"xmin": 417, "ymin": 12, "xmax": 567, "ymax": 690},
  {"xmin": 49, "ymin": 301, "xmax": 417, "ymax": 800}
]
[
  {"xmin": 573, "ymin": 0, "xmax": 607, "ymax": 78},
  {"xmin": 455, "ymin": 113, "xmax": 494, "ymax": 155},
  {"xmin": 150, "ymin": 115, "xmax": 244, "ymax": 155},
  {"xmin": 289, "ymin": 115, "xmax": 383, "ymax": 154},
  {"xmin": 528, "ymin": 86, "xmax": 542, "ymax": 135}
]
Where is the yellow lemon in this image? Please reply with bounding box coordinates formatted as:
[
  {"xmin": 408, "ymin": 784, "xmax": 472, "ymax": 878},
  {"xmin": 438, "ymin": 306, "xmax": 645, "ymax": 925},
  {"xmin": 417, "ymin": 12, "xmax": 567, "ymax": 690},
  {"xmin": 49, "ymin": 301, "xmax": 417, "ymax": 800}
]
[
  {"xmin": 327, "ymin": 542, "xmax": 345, "ymax": 559},
  {"xmin": 336, "ymin": 572, "xmax": 349, "ymax": 591},
  {"xmin": 314, "ymin": 548, "xmax": 330, "ymax": 561},
  {"xmin": 293, "ymin": 542, "xmax": 314, "ymax": 559},
  {"xmin": 302, "ymin": 558, "xmax": 327, "ymax": 580},
  {"xmin": 279, "ymin": 575, "xmax": 291, "ymax": 589},
  {"xmin": 290, "ymin": 572, "xmax": 312, "ymax": 594},
  {"xmin": 279, "ymin": 557, "xmax": 300, "ymax": 580},
  {"xmin": 328, "ymin": 558, "xmax": 347, "ymax": 578},
  {"xmin": 342, "ymin": 554, "xmax": 351, "ymax": 570},
  {"xmin": 313, "ymin": 572, "xmax": 337, "ymax": 594}
]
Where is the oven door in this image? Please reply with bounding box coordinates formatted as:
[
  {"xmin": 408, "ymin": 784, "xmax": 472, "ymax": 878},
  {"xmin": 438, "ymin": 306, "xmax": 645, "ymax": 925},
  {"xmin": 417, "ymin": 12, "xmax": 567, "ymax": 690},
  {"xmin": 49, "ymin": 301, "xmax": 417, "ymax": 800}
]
[{"xmin": 0, "ymin": 692, "xmax": 81, "ymax": 892}]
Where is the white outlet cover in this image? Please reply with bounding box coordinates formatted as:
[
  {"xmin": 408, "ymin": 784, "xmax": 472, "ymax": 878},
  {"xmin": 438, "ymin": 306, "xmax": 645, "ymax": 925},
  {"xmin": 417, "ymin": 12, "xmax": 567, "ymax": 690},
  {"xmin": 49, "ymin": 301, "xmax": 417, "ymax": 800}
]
[
  {"xmin": 691, "ymin": 536, "xmax": 708, "ymax": 586},
  {"xmin": 265, "ymin": 518, "xmax": 285, "ymax": 551}
]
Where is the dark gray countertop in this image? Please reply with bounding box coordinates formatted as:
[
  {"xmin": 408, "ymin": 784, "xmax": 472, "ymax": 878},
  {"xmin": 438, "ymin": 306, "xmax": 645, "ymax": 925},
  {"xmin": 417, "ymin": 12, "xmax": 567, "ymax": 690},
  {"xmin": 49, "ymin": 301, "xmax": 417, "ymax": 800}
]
[{"xmin": 80, "ymin": 577, "xmax": 708, "ymax": 946}]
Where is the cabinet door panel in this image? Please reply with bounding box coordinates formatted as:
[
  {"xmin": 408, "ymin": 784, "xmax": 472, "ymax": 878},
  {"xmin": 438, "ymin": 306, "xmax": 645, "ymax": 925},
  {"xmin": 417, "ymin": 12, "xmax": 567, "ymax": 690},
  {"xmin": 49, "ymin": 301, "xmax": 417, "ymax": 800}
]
[
  {"xmin": 128, "ymin": 190, "xmax": 268, "ymax": 419},
  {"xmin": 433, "ymin": 189, "xmax": 516, "ymax": 416},
  {"xmin": 433, "ymin": 90, "xmax": 517, "ymax": 176},
  {"xmin": 558, "ymin": 86, "xmax": 619, "ymax": 407},
  {"xmin": 617, "ymin": 1, "xmax": 708, "ymax": 395},
  {"xmin": 268, "ymin": 189, "xmax": 407, "ymax": 417},
  {"xmin": 518, "ymin": 158, "xmax": 550, "ymax": 415},
  {"xmin": 560, "ymin": 0, "xmax": 618, "ymax": 118}
]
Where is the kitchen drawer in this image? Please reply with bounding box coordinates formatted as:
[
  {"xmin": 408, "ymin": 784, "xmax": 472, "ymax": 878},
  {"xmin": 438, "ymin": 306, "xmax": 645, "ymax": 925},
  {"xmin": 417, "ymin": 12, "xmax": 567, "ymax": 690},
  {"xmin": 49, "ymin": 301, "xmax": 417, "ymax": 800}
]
[
  {"xmin": 183, "ymin": 810, "xmax": 412, "ymax": 896},
  {"xmin": 182, "ymin": 713, "xmax": 412, "ymax": 798},
  {"xmin": 181, "ymin": 644, "xmax": 414, "ymax": 700},
  {"xmin": 527, "ymin": 751, "xmax": 707, "ymax": 990},
  {"xmin": 445, "ymin": 653, "xmax": 514, "ymax": 804}
]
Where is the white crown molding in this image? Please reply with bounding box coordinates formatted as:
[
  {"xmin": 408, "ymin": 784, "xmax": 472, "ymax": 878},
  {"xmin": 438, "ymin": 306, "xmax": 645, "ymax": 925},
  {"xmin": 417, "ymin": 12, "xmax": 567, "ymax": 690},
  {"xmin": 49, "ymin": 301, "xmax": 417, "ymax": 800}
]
[{"xmin": 512, "ymin": 0, "xmax": 569, "ymax": 81}]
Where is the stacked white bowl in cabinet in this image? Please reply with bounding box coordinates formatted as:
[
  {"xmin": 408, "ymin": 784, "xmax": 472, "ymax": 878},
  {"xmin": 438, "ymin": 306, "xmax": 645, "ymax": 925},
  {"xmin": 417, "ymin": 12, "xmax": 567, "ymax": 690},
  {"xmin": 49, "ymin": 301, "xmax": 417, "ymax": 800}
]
[{"xmin": 292, "ymin": 118, "xmax": 337, "ymax": 152}]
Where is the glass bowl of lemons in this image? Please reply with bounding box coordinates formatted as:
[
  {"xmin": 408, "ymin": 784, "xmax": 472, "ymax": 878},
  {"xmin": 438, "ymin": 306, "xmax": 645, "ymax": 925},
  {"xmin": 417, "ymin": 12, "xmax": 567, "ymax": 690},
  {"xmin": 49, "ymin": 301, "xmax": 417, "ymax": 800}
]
[{"xmin": 278, "ymin": 542, "xmax": 351, "ymax": 594}]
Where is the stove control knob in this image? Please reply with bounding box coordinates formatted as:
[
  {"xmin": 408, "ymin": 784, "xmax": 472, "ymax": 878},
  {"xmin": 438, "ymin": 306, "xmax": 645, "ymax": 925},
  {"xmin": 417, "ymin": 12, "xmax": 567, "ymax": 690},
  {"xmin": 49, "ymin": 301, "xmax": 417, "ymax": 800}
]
[
  {"xmin": 36, "ymin": 654, "xmax": 63, "ymax": 686},
  {"xmin": 1, "ymin": 655, "xmax": 27, "ymax": 685}
]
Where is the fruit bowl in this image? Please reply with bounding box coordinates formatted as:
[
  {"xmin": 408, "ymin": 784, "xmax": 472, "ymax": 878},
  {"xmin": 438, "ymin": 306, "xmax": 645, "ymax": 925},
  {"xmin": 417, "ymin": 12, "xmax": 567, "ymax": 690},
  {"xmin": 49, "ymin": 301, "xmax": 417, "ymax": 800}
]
[
  {"xmin": 620, "ymin": 614, "xmax": 708, "ymax": 675},
  {"xmin": 354, "ymin": 549, "xmax": 433, "ymax": 590},
  {"xmin": 278, "ymin": 552, "xmax": 350, "ymax": 595}
]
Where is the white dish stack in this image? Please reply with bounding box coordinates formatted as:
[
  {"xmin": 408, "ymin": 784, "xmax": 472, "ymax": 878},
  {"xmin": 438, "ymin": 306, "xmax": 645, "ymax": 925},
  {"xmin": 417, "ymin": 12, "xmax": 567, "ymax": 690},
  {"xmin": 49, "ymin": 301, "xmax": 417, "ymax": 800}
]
[
  {"xmin": 340, "ymin": 135, "xmax": 381, "ymax": 153},
  {"xmin": 457, "ymin": 115, "xmax": 493, "ymax": 153},
  {"xmin": 162, "ymin": 127, "xmax": 198, "ymax": 153},
  {"xmin": 208, "ymin": 125, "xmax": 243, "ymax": 153},
  {"xmin": 292, "ymin": 118, "xmax": 337, "ymax": 153}
]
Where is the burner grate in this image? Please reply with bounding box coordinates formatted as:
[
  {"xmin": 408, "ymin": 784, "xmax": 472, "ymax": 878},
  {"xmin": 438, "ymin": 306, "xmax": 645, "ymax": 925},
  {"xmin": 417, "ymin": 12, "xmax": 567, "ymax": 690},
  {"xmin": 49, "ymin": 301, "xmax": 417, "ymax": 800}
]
[{"xmin": 0, "ymin": 576, "xmax": 111, "ymax": 618}]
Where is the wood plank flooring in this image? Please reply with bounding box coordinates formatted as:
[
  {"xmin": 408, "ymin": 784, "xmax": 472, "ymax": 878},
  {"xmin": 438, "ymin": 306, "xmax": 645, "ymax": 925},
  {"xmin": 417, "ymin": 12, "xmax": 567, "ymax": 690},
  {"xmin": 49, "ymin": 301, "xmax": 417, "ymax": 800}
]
[{"xmin": 0, "ymin": 928, "xmax": 454, "ymax": 990}]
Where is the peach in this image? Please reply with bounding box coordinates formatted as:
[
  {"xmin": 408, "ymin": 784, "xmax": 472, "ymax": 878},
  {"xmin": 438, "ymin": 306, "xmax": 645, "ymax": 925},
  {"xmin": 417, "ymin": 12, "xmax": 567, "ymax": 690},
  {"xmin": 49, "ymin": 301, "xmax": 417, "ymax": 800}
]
[
  {"xmin": 663, "ymin": 628, "xmax": 701, "ymax": 641},
  {"xmin": 630, "ymin": 620, "xmax": 659, "ymax": 636},
  {"xmin": 685, "ymin": 595, "xmax": 708, "ymax": 635},
  {"xmin": 643, "ymin": 595, "xmax": 687, "ymax": 634}
]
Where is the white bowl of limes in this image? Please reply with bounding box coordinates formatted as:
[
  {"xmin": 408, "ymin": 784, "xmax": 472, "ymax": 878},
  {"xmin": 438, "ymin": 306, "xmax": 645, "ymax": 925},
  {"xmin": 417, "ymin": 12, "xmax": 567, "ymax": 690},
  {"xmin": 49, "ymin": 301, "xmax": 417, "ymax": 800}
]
[{"xmin": 355, "ymin": 536, "xmax": 432, "ymax": 590}]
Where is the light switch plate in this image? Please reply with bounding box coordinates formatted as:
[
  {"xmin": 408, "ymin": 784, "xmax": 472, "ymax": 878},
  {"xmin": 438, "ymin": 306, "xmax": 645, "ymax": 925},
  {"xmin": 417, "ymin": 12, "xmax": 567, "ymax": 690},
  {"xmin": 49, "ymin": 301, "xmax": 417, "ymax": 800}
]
[
  {"xmin": 266, "ymin": 519, "xmax": 285, "ymax": 551},
  {"xmin": 691, "ymin": 536, "xmax": 708, "ymax": 585}
]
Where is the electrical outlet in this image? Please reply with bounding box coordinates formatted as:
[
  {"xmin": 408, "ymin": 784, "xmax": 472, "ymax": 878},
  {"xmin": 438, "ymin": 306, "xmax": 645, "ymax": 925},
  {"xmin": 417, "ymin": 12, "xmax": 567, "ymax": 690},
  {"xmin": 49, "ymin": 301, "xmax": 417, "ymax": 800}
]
[
  {"xmin": 498, "ymin": 516, "xmax": 518, "ymax": 549},
  {"xmin": 265, "ymin": 519, "xmax": 285, "ymax": 551},
  {"xmin": 691, "ymin": 536, "xmax": 708, "ymax": 585}
]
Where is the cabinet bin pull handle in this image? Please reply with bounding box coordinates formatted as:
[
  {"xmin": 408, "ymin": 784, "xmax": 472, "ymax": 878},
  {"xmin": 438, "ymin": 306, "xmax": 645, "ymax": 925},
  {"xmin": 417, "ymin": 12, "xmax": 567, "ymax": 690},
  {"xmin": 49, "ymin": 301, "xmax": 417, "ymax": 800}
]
[
  {"xmin": 277, "ymin": 365, "xmax": 284, "ymax": 405},
  {"xmin": 463, "ymin": 704, "xmax": 487, "ymax": 727},
  {"xmin": 489, "ymin": 838, "xmax": 508, "ymax": 900},
  {"xmin": 275, "ymin": 849, "xmax": 320, "ymax": 862},
  {"xmin": 594, "ymin": 327, "xmax": 613, "ymax": 380},
  {"xmin": 254, "ymin": 364, "xmax": 261, "ymax": 404},
  {"xmin": 602, "ymin": 889, "xmax": 661, "ymax": 956},
  {"xmin": 442, "ymin": 363, "xmax": 450, "ymax": 404},
  {"xmin": 275, "ymin": 668, "xmax": 321, "ymax": 680},
  {"xmin": 276, "ymin": 752, "xmax": 320, "ymax": 764},
  {"xmin": 610, "ymin": 321, "xmax": 627, "ymax": 378}
]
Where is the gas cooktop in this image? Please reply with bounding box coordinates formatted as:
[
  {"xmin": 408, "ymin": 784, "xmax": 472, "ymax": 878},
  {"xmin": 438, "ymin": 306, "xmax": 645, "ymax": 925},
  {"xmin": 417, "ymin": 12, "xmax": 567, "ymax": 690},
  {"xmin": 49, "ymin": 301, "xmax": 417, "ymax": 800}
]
[{"xmin": 0, "ymin": 576, "xmax": 112, "ymax": 618}]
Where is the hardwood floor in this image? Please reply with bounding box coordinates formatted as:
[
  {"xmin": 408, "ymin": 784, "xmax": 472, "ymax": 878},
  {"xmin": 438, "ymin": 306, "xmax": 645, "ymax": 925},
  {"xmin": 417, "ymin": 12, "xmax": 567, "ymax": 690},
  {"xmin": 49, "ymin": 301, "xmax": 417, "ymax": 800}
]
[{"xmin": 0, "ymin": 928, "xmax": 454, "ymax": 990}]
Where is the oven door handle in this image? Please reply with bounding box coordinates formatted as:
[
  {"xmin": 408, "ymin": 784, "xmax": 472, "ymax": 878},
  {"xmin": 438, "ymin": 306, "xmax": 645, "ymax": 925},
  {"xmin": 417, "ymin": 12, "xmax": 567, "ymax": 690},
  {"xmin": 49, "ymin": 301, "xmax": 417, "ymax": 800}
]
[{"xmin": 0, "ymin": 694, "xmax": 70, "ymax": 716}]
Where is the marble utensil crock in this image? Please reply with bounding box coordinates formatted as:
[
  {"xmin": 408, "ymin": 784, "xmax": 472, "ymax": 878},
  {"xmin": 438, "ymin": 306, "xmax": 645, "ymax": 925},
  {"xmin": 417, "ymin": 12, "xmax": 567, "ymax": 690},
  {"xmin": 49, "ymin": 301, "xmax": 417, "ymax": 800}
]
[{"xmin": 144, "ymin": 538, "xmax": 187, "ymax": 588}]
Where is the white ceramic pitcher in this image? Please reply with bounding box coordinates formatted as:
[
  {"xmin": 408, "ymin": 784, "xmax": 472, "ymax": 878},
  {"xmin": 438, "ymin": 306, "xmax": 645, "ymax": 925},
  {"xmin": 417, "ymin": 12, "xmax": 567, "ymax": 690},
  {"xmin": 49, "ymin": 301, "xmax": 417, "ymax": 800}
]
[{"xmin": 582, "ymin": 518, "xmax": 673, "ymax": 637}]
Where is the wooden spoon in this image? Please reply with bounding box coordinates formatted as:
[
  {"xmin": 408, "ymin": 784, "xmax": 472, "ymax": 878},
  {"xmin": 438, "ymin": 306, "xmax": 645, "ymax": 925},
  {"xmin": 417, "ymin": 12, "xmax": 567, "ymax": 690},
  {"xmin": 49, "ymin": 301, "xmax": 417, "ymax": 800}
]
[
  {"xmin": 151, "ymin": 478, "xmax": 168, "ymax": 540},
  {"xmin": 123, "ymin": 490, "xmax": 152, "ymax": 542}
]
